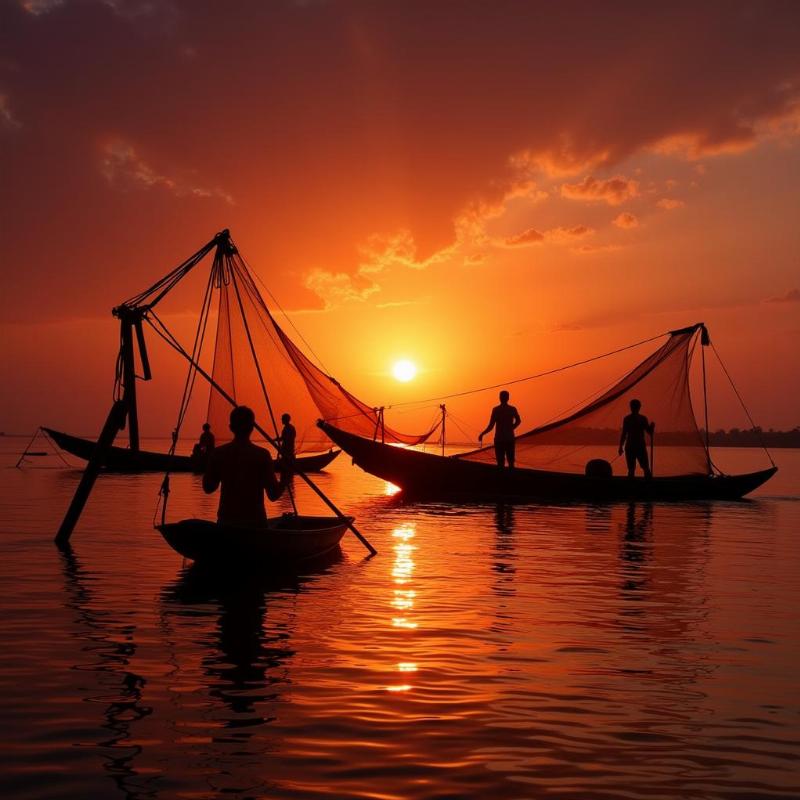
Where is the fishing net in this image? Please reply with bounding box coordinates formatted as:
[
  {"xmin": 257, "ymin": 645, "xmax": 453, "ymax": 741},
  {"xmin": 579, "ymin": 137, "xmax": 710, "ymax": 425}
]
[
  {"xmin": 458, "ymin": 326, "xmax": 711, "ymax": 476},
  {"xmin": 205, "ymin": 247, "xmax": 438, "ymax": 453}
]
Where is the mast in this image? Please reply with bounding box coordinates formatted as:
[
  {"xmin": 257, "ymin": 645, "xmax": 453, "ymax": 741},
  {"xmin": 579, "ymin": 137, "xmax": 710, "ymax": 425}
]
[
  {"xmin": 700, "ymin": 323, "xmax": 712, "ymax": 474},
  {"xmin": 440, "ymin": 403, "xmax": 446, "ymax": 457}
]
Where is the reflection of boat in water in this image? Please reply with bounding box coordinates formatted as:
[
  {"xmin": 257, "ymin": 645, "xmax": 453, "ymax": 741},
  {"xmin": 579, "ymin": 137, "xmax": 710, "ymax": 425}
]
[
  {"xmin": 157, "ymin": 515, "xmax": 351, "ymax": 565},
  {"xmin": 42, "ymin": 427, "xmax": 339, "ymax": 474},
  {"xmin": 319, "ymin": 323, "xmax": 777, "ymax": 502}
]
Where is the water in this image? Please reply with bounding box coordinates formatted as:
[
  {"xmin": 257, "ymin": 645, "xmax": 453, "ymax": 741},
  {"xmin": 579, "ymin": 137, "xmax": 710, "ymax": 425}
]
[{"xmin": 1, "ymin": 439, "xmax": 798, "ymax": 799}]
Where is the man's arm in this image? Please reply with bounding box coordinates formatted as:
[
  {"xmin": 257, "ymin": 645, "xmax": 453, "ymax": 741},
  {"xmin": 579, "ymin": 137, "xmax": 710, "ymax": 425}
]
[
  {"xmin": 618, "ymin": 419, "xmax": 628, "ymax": 455},
  {"xmin": 202, "ymin": 451, "xmax": 221, "ymax": 494},
  {"xmin": 512, "ymin": 407, "xmax": 521, "ymax": 431},
  {"xmin": 479, "ymin": 409, "xmax": 497, "ymax": 440},
  {"xmin": 262, "ymin": 454, "xmax": 285, "ymax": 502}
]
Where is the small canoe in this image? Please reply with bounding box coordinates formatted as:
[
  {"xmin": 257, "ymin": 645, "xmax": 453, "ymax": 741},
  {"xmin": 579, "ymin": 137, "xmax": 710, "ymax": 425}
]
[
  {"xmin": 42, "ymin": 427, "xmax": 340, "ymax": 474},
  {"xmin": 157, "ymin": 514, "xmax": 352, "ymax": 564}
]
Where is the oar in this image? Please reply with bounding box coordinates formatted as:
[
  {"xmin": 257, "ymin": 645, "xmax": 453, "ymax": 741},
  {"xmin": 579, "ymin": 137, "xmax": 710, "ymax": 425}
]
[{"xmin": 146, "ymin": 317, "xmax": 377, "ymax": 556}]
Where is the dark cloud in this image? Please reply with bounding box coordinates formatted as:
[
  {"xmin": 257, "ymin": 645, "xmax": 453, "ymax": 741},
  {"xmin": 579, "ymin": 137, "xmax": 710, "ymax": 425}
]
[{"xmin": 1, "ymin": 0, "xmax": 800, "ymax": 319}]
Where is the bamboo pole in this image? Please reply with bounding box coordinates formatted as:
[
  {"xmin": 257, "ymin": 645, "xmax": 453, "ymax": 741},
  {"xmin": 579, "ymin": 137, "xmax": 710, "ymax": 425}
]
[{"xmin": 54, "ymin": 400, "xmax": 127, "ymax": 546}]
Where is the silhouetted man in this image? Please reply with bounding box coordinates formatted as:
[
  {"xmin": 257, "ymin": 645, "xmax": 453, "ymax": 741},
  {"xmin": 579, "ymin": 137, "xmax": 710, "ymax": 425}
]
[
  {"xmin": 618, "ymin": 399, "xmax": 655, "ymax": 478},
  {"xmin": 198, "ymin": 422, "xmax": 215, "ymax": 455},
  {"xmin": 278, "ymin": 412, "xmax": 296, "ymax": 469},
  {"xmin": 203, "ymin": 406, "xmax": 286, "ymax": 526},
  {"xmin": 479, "ymin": 390, "xmax": 521, "ymax": 468}
]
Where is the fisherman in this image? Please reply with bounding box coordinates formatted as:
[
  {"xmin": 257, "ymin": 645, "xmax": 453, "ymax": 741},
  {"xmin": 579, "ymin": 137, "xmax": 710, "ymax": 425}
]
[
  {"xmin": 198, "ymin": 422, "xmax": 215, "ymax": 455},
  {"xmin": 479, "ymin": 390, "xmax": 521, "ymax": 468},
  {"xmin": 203, "ymin": 406, "xmax": 286, "ymax": 526},
  {"xmin": 278, "ymin": 412, "xmax": 297, "ymax": 471},
  {"xmin": 618, "ymin": 399, "xmax": 655, "ymax": 478}
]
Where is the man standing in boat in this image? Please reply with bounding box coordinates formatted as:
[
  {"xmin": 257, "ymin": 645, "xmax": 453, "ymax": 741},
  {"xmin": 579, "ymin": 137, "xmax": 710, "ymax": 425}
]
[
  {"xmin": 198, "ymin": 422, "xmax": 215, "ymax": 455},
  {"xmin": 278, "ymin": 412, "xmax": 297, "ymax": 473},
  {"xmin": 479, "ymin": 390, "xmax": 521, "ymax": 468},
  {"xmin": 203, "ymin": 406, "xmax": 287, "ymax": 526},
  {"xmin": 618, "ymin": 399, "xmax": 655, "ymax": 479}
]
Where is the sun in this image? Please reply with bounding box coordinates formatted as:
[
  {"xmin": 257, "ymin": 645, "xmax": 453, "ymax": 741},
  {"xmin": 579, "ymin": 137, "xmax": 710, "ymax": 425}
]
[{"xmin": 392, "ymin": 359, "xmax": 417, "ymax": 382}]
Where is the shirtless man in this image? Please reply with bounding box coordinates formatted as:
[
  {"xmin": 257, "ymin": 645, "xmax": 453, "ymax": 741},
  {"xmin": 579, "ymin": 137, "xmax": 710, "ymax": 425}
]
[
  {"xmin": 202, "ymin": 406, "xmax": 286, "ymax": 526},
  {"xmin": 618, "ymin": 399, "xmax": 655, "ymax": 478},
  {"xmin": 278, "ymin": 412, "xmax": 297, "ymax": 470},
  {"xmin": 479, "ymin": 390, "xmax": 522, "ymax": 468}
]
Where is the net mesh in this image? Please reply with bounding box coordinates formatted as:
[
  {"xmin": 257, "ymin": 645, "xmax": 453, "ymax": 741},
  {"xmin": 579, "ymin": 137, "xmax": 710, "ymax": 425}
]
[
  {"xmin": 459, "ymin": 327, "xmax": 711, "ymax": 476},
  {"xmin": 205, "ymin": 251, "xmax": 437, "ymax": 452}
]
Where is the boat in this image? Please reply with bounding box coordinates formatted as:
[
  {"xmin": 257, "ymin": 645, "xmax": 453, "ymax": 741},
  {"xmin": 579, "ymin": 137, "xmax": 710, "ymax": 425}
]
[
  {"xmin": 42, "ymin": 427, "xmax": 340, "ymax": 474},
  {"xmin": 316, "ymin": 322, "xmax": 778, "ymax": 502},
  {"xmin": 157, "ymin": 514, "xmax": 351, "ymax": 564},
  {"xmin": 318, "ymin": 421, "xmax": 776, "ymax": 501}
]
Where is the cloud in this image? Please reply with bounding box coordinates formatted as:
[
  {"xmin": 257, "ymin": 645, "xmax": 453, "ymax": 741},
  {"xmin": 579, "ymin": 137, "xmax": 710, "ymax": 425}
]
[
  {"xmin": 656, "ymin": 198, "xmax": 685, "ymax": 210},
  {"xmin": 357, "ymin": 230, "xmax": 454, "ymax": 272},
  {"xmin": 613, "ymin": 212, "xmax": 639, "ymax": 229},
  {"xmin": 303, "ymin": 268, "xmax": 380, "ymax": 309},
  {"xmin": 100, "ymin": 140, "xmax": 234, "ymax": 204},
  {"xmin": 20, "ymin": 0, "xmax": 174, "ymax": 21},
  {"xmin": 504, "ymin": 227, "xmax": 545, "ymax": 246},
  {"xmin": 561, "ymin": 175, "xmax": 640, "ymax": 205},
  {"xmin": 0, "ymin": 94, "xmax": 21, "ymax": 130},
  {"xmin": 572, "ymin": 243, "xmax": 624, "ymax": 255},
  {"xmin": 19, "ymin": 0, "xmax": 64, "ymax": 14},
  {"xmin": 766, "ymin": 288, "xmax": 800, "ymax": 303},
  {"xmin": 504, "ymin": 224, "xmax": 594, "ymax": 247}
]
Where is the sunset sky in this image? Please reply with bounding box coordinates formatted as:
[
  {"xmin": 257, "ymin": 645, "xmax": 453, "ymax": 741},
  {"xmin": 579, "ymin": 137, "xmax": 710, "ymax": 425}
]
[{"xmin": 1, "ymin": 0, "xmax": 799, "ymax": 437}]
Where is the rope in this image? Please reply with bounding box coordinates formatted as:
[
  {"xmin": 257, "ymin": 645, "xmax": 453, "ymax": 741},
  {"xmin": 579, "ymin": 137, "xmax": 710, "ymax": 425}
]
[
  {"xmin": 710, "ymin": 342, "xmax": 775, "ymax": 468},
  {"xmin": 229, "ymin": 259, "xmax": 299, "ymax": 514},
  {"xmin": 153, "ymin": 263, "xmax": 216, "ymax": 525},
  {"xmin": 240, "ymin": 250, "xmax": 331, "ymax": 374},
  {"xmin": 386, "ymin": 330, "xmax": 669, "ymax": 409}
]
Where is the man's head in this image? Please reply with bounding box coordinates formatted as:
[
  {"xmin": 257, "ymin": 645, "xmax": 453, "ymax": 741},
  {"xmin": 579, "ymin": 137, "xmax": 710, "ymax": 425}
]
[
  {"xmin": 202, "ymin": 423, "xmax": 211, "ymax": 432},
  {"xmin": 630, "ymin": 399, "xmax": 642, "ymax": 413},
  {"xmin": 229, "ymin": 405, "xmax": 256, "ymax": 438},
  {"xmin": 499, "ymin": 390, "xmax": 510, "ymax": 404},
  {"xmin": 281, "ymin": 413, "xmax": 291, "ymax": 425}
]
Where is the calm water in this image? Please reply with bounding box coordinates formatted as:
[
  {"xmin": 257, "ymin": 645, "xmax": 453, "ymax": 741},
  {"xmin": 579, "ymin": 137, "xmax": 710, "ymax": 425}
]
[{"xmin": 1, "ymin": 439, "xmax": 798, "ymax": 800}]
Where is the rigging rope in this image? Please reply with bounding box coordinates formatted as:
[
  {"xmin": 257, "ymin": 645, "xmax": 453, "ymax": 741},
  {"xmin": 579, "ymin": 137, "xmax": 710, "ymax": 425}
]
[
  {"xmin": 710, "ymin": 342, "xmax": 776, "ymax": 468},
  {"xmin": 154, "ymin": 262, "xmax": 216, "ymax": 525},
  {"xmin": 386, "ymin": 330, "xmax": 669, "ymax": 409}
]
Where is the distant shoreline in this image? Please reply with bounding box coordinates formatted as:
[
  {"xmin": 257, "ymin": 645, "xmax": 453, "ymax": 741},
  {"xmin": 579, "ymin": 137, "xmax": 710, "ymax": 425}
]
[{"xmin": 1, "ymin": 427, "xmax": 798, "ymax": 448}]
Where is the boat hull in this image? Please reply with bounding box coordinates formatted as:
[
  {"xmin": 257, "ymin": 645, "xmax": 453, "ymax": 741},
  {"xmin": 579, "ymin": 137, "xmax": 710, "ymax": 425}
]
[
  {"xmin": 157, "ymin": 515, "xmax": 351, "ymax": 564},
  {"xmin": 43, "ymin": 428, "xmax": 340, "ymax": 474},
  {"xmin": 319, "ymin": 421, "xmax": 777, "ymax": 502}
]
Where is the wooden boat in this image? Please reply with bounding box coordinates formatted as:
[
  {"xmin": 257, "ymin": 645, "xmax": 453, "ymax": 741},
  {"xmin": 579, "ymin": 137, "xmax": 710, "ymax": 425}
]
[
  {"xmin": 157, "ymin": 514, "xmax": 351, "ymax": 564},
  {"xmin": 43, "ymin": 427, "xmax": 340, "ymax": 474},
  {"xmin": 315, "ymin": 323, "xmax": 778, "ymax": 503},
  {"xmin": 318, "ymin": 421, "xmax": 777, "ymax": 502}
]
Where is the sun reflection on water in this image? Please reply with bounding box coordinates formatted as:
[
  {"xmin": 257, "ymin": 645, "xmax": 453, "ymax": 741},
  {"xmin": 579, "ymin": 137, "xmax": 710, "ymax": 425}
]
[{"xmin": 387, "ymin": 525, "xmax": 418, "ymax": 692}]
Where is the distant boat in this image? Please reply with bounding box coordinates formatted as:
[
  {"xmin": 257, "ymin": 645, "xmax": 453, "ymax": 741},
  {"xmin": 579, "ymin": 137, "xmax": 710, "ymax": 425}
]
[
  {"xmin": 318, "ymin": 323, "xmax": 778, "ymax": 502},
  {"xmin": 157, "ymin": 515, "xmax": 351, "ymax": 564},
  {"xmin": 42, "ymin": 427, "xmax": 339, "ymax": 474}
]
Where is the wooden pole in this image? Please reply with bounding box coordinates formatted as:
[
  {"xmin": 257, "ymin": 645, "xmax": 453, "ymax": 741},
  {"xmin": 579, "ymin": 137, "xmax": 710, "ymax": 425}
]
[
  {"xmin": 54, "ymin": 400, "xmax": 127, "ymax": 546},
  {"xmin": 120, "ymin": 317, "xmax": 140, "ymax": 452},
  {"xmin": 440, "ymin": 404, "xmax": 446, "ymax": 457}
]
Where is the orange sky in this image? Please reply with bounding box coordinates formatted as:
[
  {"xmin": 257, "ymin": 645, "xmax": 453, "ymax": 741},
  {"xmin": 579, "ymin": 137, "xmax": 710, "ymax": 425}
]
[{"xmin": 1, "ymin": 0, "xmax": 799, "ymax": 436}]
